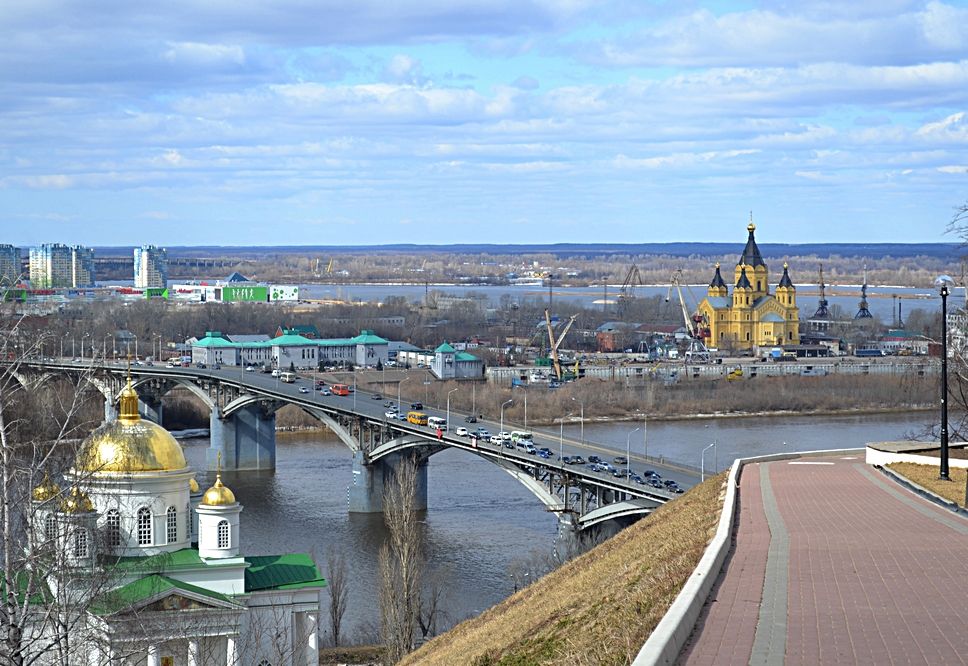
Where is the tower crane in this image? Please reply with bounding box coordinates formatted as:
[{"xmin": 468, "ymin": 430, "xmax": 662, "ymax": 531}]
[
  {"xmin": 617, "ymin": 264, "xmax": 642, "ymax": 315},
  {"xmin": 544, "ymin": 309, "xmax": 578, "ymax": 382},
  {"xmin": 665, "ymin": 269, "xmax": 710, "ymax": 362}
]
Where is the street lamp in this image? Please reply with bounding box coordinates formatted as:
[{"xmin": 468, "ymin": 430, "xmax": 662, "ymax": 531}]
[
  {"xmin": 132, "ymin": 334, "xmax": 138, "ymax": 360},
  {"xmin": 500, "ymin": 399, "xmax": 513, "ymax": 437},
  {"xmin": 937, "ymin": 274, "xmax": 954, "ymax": 481},
  {"xmin": 446, "ymin": 388, "xmax": 458, "ymax": 432},
  {"xmin": 626, "ymin": 427, "xmax": 640, "ymax": 477},
  {"xmin": 398, "ymin": 376, "xmax": 410, "ymax": 414},
  {"xmin": 82, "ymin": 333, "xmax": 89, "ymax": 359},
  {"xmin": 103, "ymin": 333, "xmax": 112, "ymax": 360},
  {"xmin": 154, "ymin": 334, "xmax": 162, "ymax": 361},
  {"xmin": 571, "ymin": 397, "xmax": 584, "ymax": 444},
  {"xmin": 701, "ymin": 441, "xmax": 717, "ymax": 482}
]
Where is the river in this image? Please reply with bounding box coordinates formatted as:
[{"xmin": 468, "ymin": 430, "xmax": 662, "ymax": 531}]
[{"xmin": 179, "ymin": 410, "xmax": 934, "ymax": 644}]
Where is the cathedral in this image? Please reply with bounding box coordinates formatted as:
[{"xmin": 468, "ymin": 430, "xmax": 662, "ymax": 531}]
[
  {"xmin": 696, "ymin": 221, "xmax": 800, "ymax": 352},
  {"xmin": 28, "ymin": 377, "xmax": 326, "ymax": 665}
]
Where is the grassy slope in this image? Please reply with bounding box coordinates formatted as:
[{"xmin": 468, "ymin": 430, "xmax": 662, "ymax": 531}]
[
  {"xmin": 402, "ymin": 473, "xmax": 727, "ymax": 666},
  {"xmin": 887, "ymin": 462, "xmax": 968, "ymax": 506}
]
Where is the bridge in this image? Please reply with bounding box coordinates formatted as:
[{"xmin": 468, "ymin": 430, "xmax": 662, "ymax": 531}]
[{"xmin": 8, "ymin": 359, "xmax": 699, "ymax": 543}]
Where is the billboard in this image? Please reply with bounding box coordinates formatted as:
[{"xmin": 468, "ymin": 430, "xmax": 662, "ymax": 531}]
[
  {"xmin": 218, "ymin": 285, "xmax": 268, "ymax": 302},
  {"xmin": 270, "ymin": 285, "xmax": 299, "ymax": 301}
]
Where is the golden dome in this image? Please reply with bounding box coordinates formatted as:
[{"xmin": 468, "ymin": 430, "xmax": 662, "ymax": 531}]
[
  {"xmin": 189, "ymin": 477, "xmax": 200, "ymax": 493},
  {"xmin": 60, "ymin": 487, "xmax": 95, "ymax": 513},
  {"xmin": 75, "ymin": 381, "xmax": 187, "ymax": 473},
  {"xmin": 201, "ymin": 473, "xmax": 236, "ymax": 506},
  {"xmin": 32, "ymin": 474, "xmax": 61, "ymax": 502}
]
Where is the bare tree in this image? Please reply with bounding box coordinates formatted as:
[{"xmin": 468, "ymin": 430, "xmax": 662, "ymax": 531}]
[
  {"xmin": 379, "ymin": 455, "xmax": 423, "ymax": 664},
  {"xmin": 326, "ymin": 547, "xmax": 350, "ymax": 647},
  {"xmin": 0, "ymin": 317, "xmax": 109, "ymax": 665}
]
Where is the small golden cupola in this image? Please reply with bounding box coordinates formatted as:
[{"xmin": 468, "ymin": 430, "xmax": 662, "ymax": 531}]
[
  {"xmin": 32, "ymin": 473, "xmax": 61, "ymax": 503},
  {"xmin": 201, "ymin": 472, "xmax": 236, "ymax": 507},
  {"xmin": 74, "ymin": 376, "xmax": 187, "ymax": 474},
  {"xmin": 60, "ymin": 486, "xmax": 95, "ymax": 513}
]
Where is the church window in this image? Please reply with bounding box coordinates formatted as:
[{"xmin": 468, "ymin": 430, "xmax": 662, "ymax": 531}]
[
  {"xmin": 137, "ymin": 507, "xmax": 152, "ymax": 546},
  {"xmin": 73, "ymin": 529, "xmax": 88, "ymax": 558},
  {"xmin": 166, "ymin": 506, "xmax": 178, "ymax": 544},
  {"xmin": 757, "ymin": 281, "xmax": 761, "ymax": 291},
  {"xmin": 45, "ymin": 514, "xmax": 57, "ymax": 541},
  {"xmin": 218, "ymin": 520, "xmax": 230, "ymax": 548},
  {"xmin": 746, "ymin": 332, "xmax": 750, "ymax": 341},
  {"xmin": 106, "ymin": 509, "xmax": 121, "ymax": 548}
]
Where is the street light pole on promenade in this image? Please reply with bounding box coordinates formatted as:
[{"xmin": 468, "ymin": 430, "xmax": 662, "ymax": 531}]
[{"xmin": 937, "ymin": 275, "xmax": 953, "ymax": 481}]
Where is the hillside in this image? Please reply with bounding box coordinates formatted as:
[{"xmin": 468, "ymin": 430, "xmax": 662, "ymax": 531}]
[{"xmin": 401, "ymin": 473, "xmax": 727, "ymax": 666}]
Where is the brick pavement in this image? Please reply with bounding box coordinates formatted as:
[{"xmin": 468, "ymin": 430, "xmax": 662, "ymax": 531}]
[{"xmin": 679, "ymin": 456, "xmax": 968, "ymax": 665}]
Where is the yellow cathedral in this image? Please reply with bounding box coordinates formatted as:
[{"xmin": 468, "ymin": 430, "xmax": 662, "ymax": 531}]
[{"xmin": 697, "ymin": 221, "xmax": 800, "ymax": 352}]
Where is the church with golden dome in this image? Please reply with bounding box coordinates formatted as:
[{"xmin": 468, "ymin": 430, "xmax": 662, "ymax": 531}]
[
  {"xmin": 696, "ymin": 221, "xmax": 800, "ymax": 352},
  {"xmin": 28, "ymin": 377, "xmax": 326, "ymax": 665}
]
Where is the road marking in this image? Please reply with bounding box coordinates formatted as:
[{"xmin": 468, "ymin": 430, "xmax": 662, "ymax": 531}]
[
  {"xmin": 840, "ymin": 456, "xmax": 858, "ymax": 460},
  {"xmin": 750, "ymin": 463, "xmax": 789, "ymax": 665},
  {"xmin": 788, "ymin": 461, "xmax": 835, "ymax": 465}
]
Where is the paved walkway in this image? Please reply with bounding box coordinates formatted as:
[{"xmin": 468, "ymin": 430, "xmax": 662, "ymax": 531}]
[{"xmin": 679, "ymin": 455, "xmax": 968, "ymax": 665}]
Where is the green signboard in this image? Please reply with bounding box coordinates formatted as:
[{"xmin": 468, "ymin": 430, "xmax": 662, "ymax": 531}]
[
  {"xmin": 220, "ymin": 285, "xmax": 268, "ymax": 302},
  {"xmin": 144, "ymin": 288, "xmax": 169, "ymax": 299}
]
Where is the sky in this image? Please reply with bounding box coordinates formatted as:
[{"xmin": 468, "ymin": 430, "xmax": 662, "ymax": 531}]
[{"xmin": 2, "ymin": 1, "xmax": 967, "ymax": 247}]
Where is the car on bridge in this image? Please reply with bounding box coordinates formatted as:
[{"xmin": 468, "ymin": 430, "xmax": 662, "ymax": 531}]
[
  {"xmin": 320, "ymin": 388, "xmax": 331, "ymax": 396},
  {"xmin": 385, "ymin": 410, "xmax": 398, "ymax": 418},
  {"xmin": 298, "ymin": 387, "xmax": 310, "ymax": 394},
  {"xmin": 476, "ymin": 428, "xmax": 490, "ymax": 439},
  {"xmin": 613, "ymin": 456, "xmax": 628, "ymax": 464},
  {"xmin": 464, "ymin": 415, "xmax": 477, "ymax": 423},
  {"xmin": 489, "ymin": 435, "xmax": 502, "ymax": 444},
  {"xmin": 587, "ymin": 455, "xmax": 602, "ymax": 464},
  {"xmin": 455, "ymin": 427, "xmax": 469, "ymax": 437}
]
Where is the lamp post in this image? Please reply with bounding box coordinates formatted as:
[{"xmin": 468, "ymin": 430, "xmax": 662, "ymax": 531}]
[
  {"xmin": 559, "ymin": 412, "xmax": 574, "ymax": 468},
  {"xmin": 446, "ymin": 388, "xmax": 458, "ymax": 432},
  {"xmin": 132, "ymin": 334, "xmax": 138, "ymax": 360},
  {"xmin": 103, "ymin": 333, "xmax": 112, "ymax": 360},
  {"xmin": 523, "ymin": 387, "xmax": 528, "ymax": 431},
  {"xmin": 937, "ymin": 274, "xmax": 954, "ymax": 481},
  {"xmin": 643, "ymin": 417, "xmax": 648, "ymax": 460},
  {"xmin": 500, "ymin": 399, "xmax": 513, "ymax": 438},
  {"xmin": 82, "ymin": 333, "xmax": 89, "ymax": 359},
  {"xmin": 627, "ymin": 427, "xmax": 640, "ymax": 477},
  {"xmin": 154, "ymin": 334, "xmax": 162, "ymax": 361},
  {"xmin": 701, "ymin": 441, "xmax": 717, "ymax": 482},
  {"xmin": 572, "ymin": 397, "xmax": 584, "ymax": 445},
  {"xmin": 398, "ymin": 376, "xmax": 410, "ymax": 414}
]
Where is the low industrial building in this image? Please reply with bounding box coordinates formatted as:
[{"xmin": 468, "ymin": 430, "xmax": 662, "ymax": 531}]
[{"xmin": 191, "ymin": 330, "xmax": 389, "ymax": 369}]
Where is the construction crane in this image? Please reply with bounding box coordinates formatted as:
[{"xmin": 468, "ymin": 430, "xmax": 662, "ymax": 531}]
[
  {"xmin": 617, "ymin": 264, "xmax": 642, "ymax": 315},
  {"xmin": 544, "ymin": 309, "xmax": 578, "ymax": 382},
  {"xmin": 665, "ymin": 269, "xmax": 710, "ymax": 362}
]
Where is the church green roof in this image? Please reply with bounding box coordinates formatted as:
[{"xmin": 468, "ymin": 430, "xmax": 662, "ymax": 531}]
[
  {"xmin": 456, "ymin": 352, "xmax": 479, "ymax": 362},
  {"xmin": 435, "ymin": 342, "xmax": 456, "ymax": 353},
  {"xmin": 244, "ymin": 554, "xmax": 327, "ymax": 592},
  {"xmin": 90, "ymin": 574, "xmax": 239, "ymax": 616}
]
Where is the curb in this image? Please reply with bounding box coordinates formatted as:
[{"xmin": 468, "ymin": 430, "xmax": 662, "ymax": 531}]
[
  {"xmin": 876, "ymin": 464, "xmax": 968, "ymax": 518},
  {"xmin": 632, "ymin": 448, "xmax": 863, "ymax": 665}
]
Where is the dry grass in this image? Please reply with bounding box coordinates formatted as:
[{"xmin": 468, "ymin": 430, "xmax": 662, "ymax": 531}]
[
  {"xmin": 400, "ymin": 472, "xmax": 728, "ymax": 666},
  {"xmin": 887, "ymin": 462, "xmax": 968, "ymax": 506}
]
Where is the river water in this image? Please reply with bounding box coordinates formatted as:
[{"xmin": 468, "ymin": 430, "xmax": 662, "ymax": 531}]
[{"xmin": 180, "ymin": 410, "xmax": 933, "ymax": 644}]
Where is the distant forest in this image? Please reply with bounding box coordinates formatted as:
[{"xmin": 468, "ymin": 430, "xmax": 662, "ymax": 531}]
[{"xmin": 87, "ymin": 242, "xmax": 967, "ymax": 288}]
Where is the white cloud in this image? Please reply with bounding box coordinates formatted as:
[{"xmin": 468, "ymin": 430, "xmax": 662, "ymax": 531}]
[{"xmin": 163, "ymin": 42, "xmax": 245, "ymax": 66}]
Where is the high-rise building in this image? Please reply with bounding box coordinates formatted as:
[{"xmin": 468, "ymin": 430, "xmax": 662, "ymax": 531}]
[
  {"xmin": 71, "ymin": 245, "xmax": 96, "ymax": 288},
  {"xmin": 133, "ymin": 245, "xmax": 168, "ymax": 288},
  {"xmin": 29, "ymin": 243, "xmax": 73, "ymax": 288},
  {"xmin": 29, "ymin": 244, "xmax": 96, "ymax": 288},
  {"xmin": 0, "ymin": 244, "xmax": 21, "ymax": 286}
]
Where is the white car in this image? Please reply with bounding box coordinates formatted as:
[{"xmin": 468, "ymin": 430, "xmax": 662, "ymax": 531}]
[
  {"xmin": 455, "ymin": 427, "xmax": 469, "ymax": 437},
  {"xmin": 499, "ymin": 431, "xmax": 512, "ymax": 441},
  {"xmin": 385, "ymin": 410, "xmax": 398, "ymax": 418},
  {"xmin": 489, "ymin": 435, "xmax": 503, "ymax": 444},
  {"xmin": 298, "ymin": 387, "xmax": 310, "ymax": 394}
]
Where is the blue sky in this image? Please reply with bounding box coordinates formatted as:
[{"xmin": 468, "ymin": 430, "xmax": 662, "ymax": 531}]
[{"xmin": 2, "ymin": 1, "xmax": 967, "ymax": 246}]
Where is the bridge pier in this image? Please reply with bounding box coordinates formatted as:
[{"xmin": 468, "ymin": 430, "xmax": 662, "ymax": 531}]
[
  {"xmin": 138, "ymin": 396, "xmax": 164, "ymax": 425},
  {"xmin": 208, "ymin": 403, "xmax": 277, "ymax": 472},
  {"xmin": 555, "ymin": 513, "xmax": 581, "ymax": 559},
  {"xmin": 348, "ymin": 451, "xmax": 428, "ymax": 513},
  {"xmin": 104, "ymin": 397, "xmax": 118, "ymax": 423}
]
